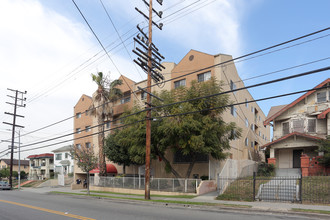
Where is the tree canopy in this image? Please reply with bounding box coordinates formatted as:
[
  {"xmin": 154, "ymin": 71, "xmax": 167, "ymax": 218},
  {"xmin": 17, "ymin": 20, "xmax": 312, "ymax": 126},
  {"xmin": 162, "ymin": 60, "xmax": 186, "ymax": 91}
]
[
  {"xmin": 105, "ymin": 78, "xmax": 241, "ymax": 178},
  {"xmin": 318, "ymin": 135, "xmax": 330, "ymax": 167}
]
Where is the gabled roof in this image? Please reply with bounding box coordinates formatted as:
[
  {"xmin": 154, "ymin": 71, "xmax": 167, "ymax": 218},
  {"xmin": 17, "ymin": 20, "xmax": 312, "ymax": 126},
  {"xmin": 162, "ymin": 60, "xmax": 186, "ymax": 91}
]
[
  {"xmin": 74, "ymin": 94, "xmax": 92, "ymax": 108},
  {"xmin": 264, "ymin": 78, "xmax": 330, "ymax": 125},
  {"xmin": 52, "ymin": 145, "xmax": 73, "ymax": 153},
  {"xmin": 261, "ymin": 132, "xmax": 323, "ymax": 149},
  {"xmin": 317, "ymin": 108, "xmax": 330, "ymax": 119},
  {"xmin": 266, "ymin": 104, "xmax": 288, "ymax": 119}
]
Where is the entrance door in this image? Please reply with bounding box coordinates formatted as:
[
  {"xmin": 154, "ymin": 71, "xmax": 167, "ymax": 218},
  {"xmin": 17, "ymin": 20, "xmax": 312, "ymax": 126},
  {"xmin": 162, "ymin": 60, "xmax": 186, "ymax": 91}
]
[{"xmin": 293, "ymin": 150, "xmax": 303, "ymax": 168}]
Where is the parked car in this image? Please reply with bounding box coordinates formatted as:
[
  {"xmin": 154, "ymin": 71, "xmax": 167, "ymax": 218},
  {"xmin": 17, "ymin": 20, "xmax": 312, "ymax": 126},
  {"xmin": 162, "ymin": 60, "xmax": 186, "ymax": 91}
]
[{"xmin": 0, "ymin": 181, "xmax": 11, "ymax": 190}]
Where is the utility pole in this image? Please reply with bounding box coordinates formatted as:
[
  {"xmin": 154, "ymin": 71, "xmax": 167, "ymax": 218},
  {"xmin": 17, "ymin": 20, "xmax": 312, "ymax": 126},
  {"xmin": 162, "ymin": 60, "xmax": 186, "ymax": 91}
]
[
  {"xmin": 3, "ymin": 88, "xmax": 26, "ymax": 189},
  {"xmin": 134, "ymin": 0, "xmax": 164, "ymax": 200}
]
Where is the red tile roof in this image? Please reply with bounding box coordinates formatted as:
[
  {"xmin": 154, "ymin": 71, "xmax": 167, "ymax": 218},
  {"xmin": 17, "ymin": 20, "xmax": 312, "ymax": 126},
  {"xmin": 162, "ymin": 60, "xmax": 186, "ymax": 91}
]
[
  {"xmin": 317, "ymin": 108, "xmax": 330, "ymax": 119},
  {"xmin": 261, "ymin": 132, "xmax": 324, "ymax": 149},
  {"xmin": 27, "ymin": 153, "xmax": 53, "ymax": 159},
  {"xmin": 264, "ymin": 78, "xmax": 330, "ymax": 125}
]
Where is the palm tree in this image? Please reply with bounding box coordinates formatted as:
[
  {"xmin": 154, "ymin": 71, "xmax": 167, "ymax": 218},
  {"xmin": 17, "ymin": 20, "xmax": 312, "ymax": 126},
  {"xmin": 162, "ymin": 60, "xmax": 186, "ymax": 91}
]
[{"xmin": 90, "ymin": 72, "xmax": 122, "ymax": 176}]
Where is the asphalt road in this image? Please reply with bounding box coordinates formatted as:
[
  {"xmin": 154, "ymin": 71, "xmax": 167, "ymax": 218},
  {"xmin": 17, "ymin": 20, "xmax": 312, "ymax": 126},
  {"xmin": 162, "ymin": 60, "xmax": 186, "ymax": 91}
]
[{"xmin": 0, "ymin": 190, "xmax": 320, "ymax": 220}]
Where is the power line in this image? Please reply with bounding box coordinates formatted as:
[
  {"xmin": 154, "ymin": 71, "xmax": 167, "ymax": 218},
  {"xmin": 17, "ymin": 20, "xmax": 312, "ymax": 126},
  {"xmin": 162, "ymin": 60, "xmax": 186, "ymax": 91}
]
[
  {"xmin": 7, "ymin": 27, "xmax": 329, "ymax": 140},
  {"xmin": 72, "ymin": 0, "xmax": 142, "ymax": 105},
  {"xmin": 17, "ymin": 66, "xmax": 329, "ymax": 149}
]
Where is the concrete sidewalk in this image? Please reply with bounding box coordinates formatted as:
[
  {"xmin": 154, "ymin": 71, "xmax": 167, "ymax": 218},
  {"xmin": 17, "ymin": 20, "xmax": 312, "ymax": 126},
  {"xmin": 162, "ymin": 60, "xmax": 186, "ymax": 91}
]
[{"xmin": 20, "ymin": 186, "xmax": 330, "ymax": 214}]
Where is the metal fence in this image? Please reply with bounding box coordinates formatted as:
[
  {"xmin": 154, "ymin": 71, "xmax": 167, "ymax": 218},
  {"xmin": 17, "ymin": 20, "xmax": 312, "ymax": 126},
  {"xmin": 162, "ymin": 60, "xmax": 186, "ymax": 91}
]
[
  {"xmin": 217, "ymin": 174, "xmax": 330, "ymax": 204},
  {"xmin": 90, "ymin": 176, "xmax": 201, "ymax": 193}
]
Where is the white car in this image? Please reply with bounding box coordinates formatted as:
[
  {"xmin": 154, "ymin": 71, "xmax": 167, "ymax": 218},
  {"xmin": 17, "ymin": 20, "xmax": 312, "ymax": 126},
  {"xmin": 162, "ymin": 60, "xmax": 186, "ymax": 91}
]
[{"xmin": 0, "ymin": 181, "xmax": 11, "ymax": 190}]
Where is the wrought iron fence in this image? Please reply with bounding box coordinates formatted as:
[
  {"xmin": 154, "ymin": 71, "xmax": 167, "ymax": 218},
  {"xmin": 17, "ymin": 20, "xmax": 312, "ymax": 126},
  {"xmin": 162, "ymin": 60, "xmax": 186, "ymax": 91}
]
[
  {"xmin": 90, "ymin": 176, "xmax": 201, "ymax": 193},
  {"xmin": 217, "ymin": 173, "xmax": 330, "ymax": 204}
]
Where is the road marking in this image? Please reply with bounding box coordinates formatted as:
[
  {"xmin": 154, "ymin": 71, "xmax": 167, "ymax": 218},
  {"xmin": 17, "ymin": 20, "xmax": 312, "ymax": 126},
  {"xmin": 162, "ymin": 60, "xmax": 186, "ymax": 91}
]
[{"xmin": 0, "ymin": 199, "xmax": 95, "ymax": 220}]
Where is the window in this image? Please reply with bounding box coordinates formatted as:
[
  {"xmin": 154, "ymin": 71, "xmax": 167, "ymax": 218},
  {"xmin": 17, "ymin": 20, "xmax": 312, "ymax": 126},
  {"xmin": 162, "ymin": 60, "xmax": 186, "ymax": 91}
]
[
  {"xmin": 245, "ymin": 118, "xmax": 249, "ymax": 127},
  {"xmin": 262, "ymin": 134, "xmax": 265, "ymax": 139},
  {"xmin": 251, "ymin": 106, "xmax": 254, "ymax": 113},
  {"xmin": 282, "ymin": 122, "xmax": 289, "ymax": 135},
  {"xmin": 251, "ymin": 141, "xmax": 254, "ymax": 148},
  {"xmin": 65, "ymin": 153, "xmax": 69, "ymax": 159},
  {"xmin": 106, "ymin": 121, "xmax": 110, "ymax": 129},
  {"xmin": 55, "ymin": 154, "xmax": 62, "ymax": 160},
  {"xmin": 230, "ymin": 80, "xmax": 236, "ymax": 94},
  {"xmin": 76, "ymin": 128, "xmax": 81, "ymax": 134},
  {"xmin": 85, "ymin": 126, "xmax": 91, "ymax": 132},
  {"xmin": 174, "ymin": 79, "xmax": 186, "ymax": 88},
  {"xmin": 121, "ymin": 92, "xmax": 131, "ymax": 104},
  {"xmin": 245, "ymin": 98, "xmax": 248, "ymax": 107},
  {"xmin": 76, "ymin": 113, "xmax": 81, "ymax": 118},
  {"xmin": 308, "ymin": 119, "xmax": 316, "ymax": 133},
  {"xmin": 292, "ymin": 119, "xmax": 304, "ymax": 133},
  {"xmin": 245, "ymin": 138, "xmax": 249, "ymax": 146},
  {"xmin": 251, "ymin": 124, "xmax": 255, "ymax": 131},
  {"xmin": 141, "ymin": 92, "xmax": 147, "ymax": 100},
  {"xmin": 259, "ymin": 131, "xmax": 261, "ymax": 136},
  {"xmin": 230, "ymin": 106, "xmax": 237, "ymax": 117},
  {"xmin": 231, "ymin": 129, "xmax": 236, "ymax": 140},
  {"xmin": 86, "ymin": 142, "xmax": 91, "ymax": 148},
  {"xmin": 76, "ymin": 144, "xmax": 81, "ymax": 149},
  {"xmin": 317, "ymin": 91, "xmax": 326, "ymax": 102},
  {"xmin": 197, "ymin": 71, "xmax": 211, "ymax": 82}
]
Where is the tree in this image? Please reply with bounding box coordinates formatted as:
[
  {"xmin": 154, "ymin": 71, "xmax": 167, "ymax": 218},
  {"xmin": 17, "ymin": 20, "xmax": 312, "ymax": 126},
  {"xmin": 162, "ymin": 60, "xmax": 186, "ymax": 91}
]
[
  {"xmin": 90, "ymin": 72, "xmax": 122, "ymax": 176},
  {"xmin": 71, "ymin": 146, "xmax": 98, "ymax": 194},
  {"xmin": 318, "ymin": 135, "xmax": 330, "ymax": 167},
  {"xmin": 107, "ymin": 78, "xmax": 241, "ymax": 178},
  {"xmin": 104, "ymin": 133, "xmax": 134, "ymax": 174},
  {"xmin": 0, "ymin": 168, "xmax": 10, "ymax": 179}
]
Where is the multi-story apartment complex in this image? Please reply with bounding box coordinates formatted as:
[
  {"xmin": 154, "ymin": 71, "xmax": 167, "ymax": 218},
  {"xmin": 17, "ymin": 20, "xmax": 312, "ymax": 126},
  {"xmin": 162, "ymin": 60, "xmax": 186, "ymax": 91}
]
[
  {"xmin": 52, "ymin": 145, "xmax": 74, "ymax": 175},
  {"xmin": 263, "ymin": 78, "xmax": 330, "ymax": 174},
  {"xmin": 73, "ymin": 50, "xmax": 270, "ymax": 181}
]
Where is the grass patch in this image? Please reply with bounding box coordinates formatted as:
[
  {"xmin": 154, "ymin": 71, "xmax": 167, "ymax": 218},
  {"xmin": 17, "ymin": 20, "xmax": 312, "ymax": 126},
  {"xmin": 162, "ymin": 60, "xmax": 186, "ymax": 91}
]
[
  {"xmin": 292, "ymin": 208, "xmax": 330, "ymax": 215},
  {"xmin": 216, "ymin": 177, "xmax": 272, "ymax": 202},
  {"xmin": 50, "ymin": 191, "xmax": 251, "ymax": 209},
  {"xmin": 302, "ymin": 176, "xmax": 330, "ymax": 204},
  {"xmin": 85, "ymin": 190, "xmax": 196, "ymax": 199}
]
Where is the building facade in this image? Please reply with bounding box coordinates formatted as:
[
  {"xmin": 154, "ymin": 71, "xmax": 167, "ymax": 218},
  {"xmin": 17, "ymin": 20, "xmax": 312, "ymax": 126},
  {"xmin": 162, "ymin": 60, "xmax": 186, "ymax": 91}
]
[
  {"xmin": 27, "ymin": 153, "xmax": 54, "ymax": 180},
  {"xmin": 0, "ymin": 159, "xmax": 29, "ymax": 173},
  {"xmin": 52, "ymin": 145, "xmax": 74, "ymax": 175},
  {"xmin": 263, "ymin": 78, "xmax": 330, "ymax": 170},
  {"xmin": 73, "ymin": 50, "xmax": 270, "ymax": 180}
]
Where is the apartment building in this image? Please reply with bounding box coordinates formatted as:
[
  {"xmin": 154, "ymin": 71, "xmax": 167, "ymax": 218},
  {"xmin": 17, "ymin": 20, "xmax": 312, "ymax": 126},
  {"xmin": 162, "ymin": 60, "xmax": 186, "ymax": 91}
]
[
  {"xmin": 27, "ymin": 153, "xmax": 54, "ymax": 180},
  {"xmin": 73, "ymin": 50, "xmax": 270, "ymax": 180}
]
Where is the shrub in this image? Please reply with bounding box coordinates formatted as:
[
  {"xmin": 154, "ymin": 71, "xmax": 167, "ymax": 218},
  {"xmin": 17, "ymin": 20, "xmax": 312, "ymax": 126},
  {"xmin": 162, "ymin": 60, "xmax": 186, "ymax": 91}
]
[{"xmin": 257, "ymin": 162, "xmax": 275, "ymax": 177}]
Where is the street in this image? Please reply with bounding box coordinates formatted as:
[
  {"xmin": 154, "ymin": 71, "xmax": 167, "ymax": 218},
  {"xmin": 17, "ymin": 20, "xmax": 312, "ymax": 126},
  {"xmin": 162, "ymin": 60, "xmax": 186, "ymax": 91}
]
[{"xmin": 0, "ymin": 190, "xmax": 322, "ymax": 220}]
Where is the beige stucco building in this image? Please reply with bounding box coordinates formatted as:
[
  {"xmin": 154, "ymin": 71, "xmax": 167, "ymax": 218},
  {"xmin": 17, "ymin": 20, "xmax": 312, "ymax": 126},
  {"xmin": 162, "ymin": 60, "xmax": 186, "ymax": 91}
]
[
  {"xmin": 263, "ymin": 78, "xmax": 330, "ymax": 169},
  {"xmin": 0, "ymin": 159, "xmax": 29, "ymax": 173},
  {"xmin": 73, "ymin": 50, "xmax": 270, "ymax": 181}
]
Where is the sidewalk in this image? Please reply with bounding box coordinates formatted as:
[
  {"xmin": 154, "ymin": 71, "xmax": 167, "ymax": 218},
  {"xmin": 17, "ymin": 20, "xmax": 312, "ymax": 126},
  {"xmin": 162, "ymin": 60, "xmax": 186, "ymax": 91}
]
[{"xmin": 20, "ymin": 186, "xmax": 330, "ymax": 214}]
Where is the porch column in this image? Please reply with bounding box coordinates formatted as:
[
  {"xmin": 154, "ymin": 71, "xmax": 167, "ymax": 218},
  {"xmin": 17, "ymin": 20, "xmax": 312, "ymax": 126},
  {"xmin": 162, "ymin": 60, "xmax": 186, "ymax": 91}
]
[{"xmin": 300, "ymin": 154, "xmax": 310, "ymax": 177}]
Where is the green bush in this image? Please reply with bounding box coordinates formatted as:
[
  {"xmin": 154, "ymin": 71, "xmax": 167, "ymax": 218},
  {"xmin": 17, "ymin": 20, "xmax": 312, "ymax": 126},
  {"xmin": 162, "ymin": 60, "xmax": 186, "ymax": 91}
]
[{"xmin": 257, "ymin": 162, "xmax": 275, "ymax": 177}]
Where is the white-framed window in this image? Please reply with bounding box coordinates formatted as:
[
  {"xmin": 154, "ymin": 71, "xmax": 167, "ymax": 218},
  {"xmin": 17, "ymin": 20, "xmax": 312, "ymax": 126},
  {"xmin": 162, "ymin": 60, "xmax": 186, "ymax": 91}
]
[
  {"xmin": 245, "ymin": 138, "xmax": 249, "ymax": 146},
  {"xmin": 316, "ymin": 91, "xmax": 326, "ymax": 103},
  {"xmin": 292, "ymin": 119, "xmax": 304, "ymax": 133},
  {"xmin": 197, "ymin": 71, "xmax": 211, "ymax": 82},
  {"xmin": 174, "ymin": 79, "xmax": 186, "ymax": 88},
  {"xmin": 230, "ymin": 106, "xmax": 237, "ymax": 117},
  {"xmin": 85, "ymin": 126, "xmax": 91, "ymax": 132},
  {"xmin": 55, "ymin": 153, "xmax": 62, "ymax": 160},
  {"xmin": 245, "ymin": 118, "xmax": 249, "ymax": 127},
  {"xmin": 307, "ymin": 119, "xmax": 316, "ymax": 133},
  {"xmin": 65, "ymin": 153, "xmax": 69, "ymax": 159},
  {"xmin": 86, "ymin": 142, "xmax": 91, "ymax": 148},
  {"xmin": 76, "ymin": 112, "xmax": 81, "ymax": 118},
  {"xmin": 121, "ymin": 92, "xmax": 131, "ymax": 104},
  {"xmin": 76, "ymin": 128, "xmax": 81, "ymax": 134}
]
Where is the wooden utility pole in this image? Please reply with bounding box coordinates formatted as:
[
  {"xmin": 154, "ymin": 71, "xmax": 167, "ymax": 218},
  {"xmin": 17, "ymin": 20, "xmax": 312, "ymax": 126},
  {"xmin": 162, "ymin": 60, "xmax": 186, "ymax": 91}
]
[
  {"xmin": 3, "ymin": 88, "xmax": 26, "ymax": 189},
  {"xmin": 145, "ymin": 0, "xmax": 153, "ymax": 200}
]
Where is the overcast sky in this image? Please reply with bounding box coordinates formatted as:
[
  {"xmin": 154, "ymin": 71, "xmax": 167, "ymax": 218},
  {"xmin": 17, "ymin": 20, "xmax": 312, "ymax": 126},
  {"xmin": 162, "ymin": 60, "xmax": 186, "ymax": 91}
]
[{"xmin": 0, "ymin": 0, "xmax": 329, "ymax": 159}]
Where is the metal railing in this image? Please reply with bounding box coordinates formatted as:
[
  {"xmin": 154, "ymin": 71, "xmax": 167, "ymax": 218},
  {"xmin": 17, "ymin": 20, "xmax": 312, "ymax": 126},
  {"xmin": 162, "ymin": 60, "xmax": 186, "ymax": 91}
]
[{"xmin": 90, "ymin": 176, "xmax": 201, "ymax": 193}]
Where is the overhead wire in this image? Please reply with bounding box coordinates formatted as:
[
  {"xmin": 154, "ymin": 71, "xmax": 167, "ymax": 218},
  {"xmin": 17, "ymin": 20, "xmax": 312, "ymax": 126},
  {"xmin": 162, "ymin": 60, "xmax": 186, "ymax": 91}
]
[{"xmin": 3, "ymin": 27, "xmax": 328, "ymax": 142}]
